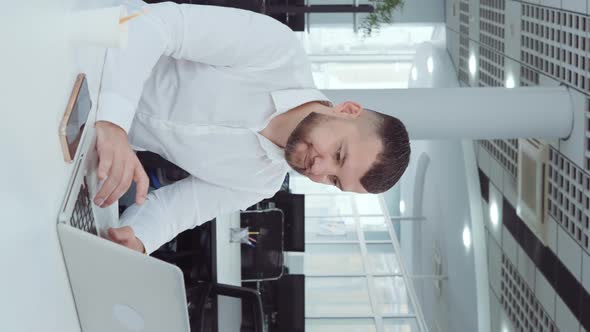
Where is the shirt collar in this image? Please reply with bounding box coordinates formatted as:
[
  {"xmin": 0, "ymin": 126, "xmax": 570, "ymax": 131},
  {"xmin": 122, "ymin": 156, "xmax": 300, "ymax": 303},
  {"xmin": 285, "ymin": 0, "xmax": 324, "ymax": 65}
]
[
  {"xmin": 270, "ymin": 88, "xmax": 333, "ymax": 114},
  {"xmin": 259, "ymin": 89, "xmax": 333, "ymax": 163},
  {"xmin": 258, "ymin": 89, "xmax": 332, "ymax": 161},
  {"xmin": 256, "ymin": 133, "xmax": 286, "ymax": 162}
]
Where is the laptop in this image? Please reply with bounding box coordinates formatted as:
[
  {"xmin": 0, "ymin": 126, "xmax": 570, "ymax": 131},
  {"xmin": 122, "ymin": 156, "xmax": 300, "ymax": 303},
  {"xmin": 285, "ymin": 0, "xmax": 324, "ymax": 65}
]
[{"xmin": 56, "ymin": 76, "xmax": 190, "ymax": 332}]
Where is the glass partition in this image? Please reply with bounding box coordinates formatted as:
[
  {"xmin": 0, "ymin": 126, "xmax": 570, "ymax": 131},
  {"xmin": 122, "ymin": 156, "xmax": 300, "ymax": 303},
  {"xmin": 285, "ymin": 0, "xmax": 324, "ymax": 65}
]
[
  {"xmin": 291, "ymin": 174, "xmax": 426, "ymax": 332},
  {"xmin": 306, "ymin": 277, "xmax": 373, "ymax": 316},
  {"xmin": 306, "ymin": 318, "xmax": 377, "ymax": 332}
]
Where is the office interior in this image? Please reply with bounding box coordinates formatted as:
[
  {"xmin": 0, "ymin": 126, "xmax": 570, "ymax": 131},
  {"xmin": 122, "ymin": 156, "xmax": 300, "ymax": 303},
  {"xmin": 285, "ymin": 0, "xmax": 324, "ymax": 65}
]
[{"xmin": 2, "ymin": 0, "xmax": 590, "ymax": 331}]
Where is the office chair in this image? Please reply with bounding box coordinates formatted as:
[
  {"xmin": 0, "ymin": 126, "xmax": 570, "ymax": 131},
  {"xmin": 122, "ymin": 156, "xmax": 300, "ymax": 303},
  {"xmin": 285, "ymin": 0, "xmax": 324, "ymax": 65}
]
[
  {"xmin": 187, "ymin": 281, "xmax": 264, "ymax": 332},
  {"xmin": 151, "ymin": 221, "xmax": 214, "ymax": 282}
]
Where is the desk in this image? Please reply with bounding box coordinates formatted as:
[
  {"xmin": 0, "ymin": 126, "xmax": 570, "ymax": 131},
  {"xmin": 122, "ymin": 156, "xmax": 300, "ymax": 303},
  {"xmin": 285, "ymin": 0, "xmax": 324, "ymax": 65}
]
[
  {"xmin": 213, "ymin": 212, "xmax": 243, "ymax": 331},
  {"xmin": 0, "ymin": 1, "xmax": 129, "ymax": 330}
]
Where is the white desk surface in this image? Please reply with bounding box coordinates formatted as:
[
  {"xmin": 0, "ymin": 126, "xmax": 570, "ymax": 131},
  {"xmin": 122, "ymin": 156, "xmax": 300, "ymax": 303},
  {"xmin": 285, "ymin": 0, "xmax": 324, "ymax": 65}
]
[
  {"xmin": 214, "ymin": 212, "xmax": 243, "ymax": 331},
  {"xmin": 0, "ymin": 1, "xmax": 125, "ymax": 331},
  {"xmin": 1, "ymin": 2, "xmax": 244, "ymax": 331}
]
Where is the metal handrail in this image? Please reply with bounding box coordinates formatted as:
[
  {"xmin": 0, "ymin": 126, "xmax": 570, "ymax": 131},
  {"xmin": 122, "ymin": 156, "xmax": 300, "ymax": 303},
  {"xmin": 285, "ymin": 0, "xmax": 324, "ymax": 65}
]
[{"xmin": 379, "ymin": 195, "xmax": 430, "ymax": 332}]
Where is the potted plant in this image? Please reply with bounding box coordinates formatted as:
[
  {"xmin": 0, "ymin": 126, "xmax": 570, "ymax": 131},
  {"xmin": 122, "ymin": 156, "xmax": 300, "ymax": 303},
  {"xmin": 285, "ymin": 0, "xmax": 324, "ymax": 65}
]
[{"xmin": 361, "ymin": 0, "xmax": 405, "ymax": 36}]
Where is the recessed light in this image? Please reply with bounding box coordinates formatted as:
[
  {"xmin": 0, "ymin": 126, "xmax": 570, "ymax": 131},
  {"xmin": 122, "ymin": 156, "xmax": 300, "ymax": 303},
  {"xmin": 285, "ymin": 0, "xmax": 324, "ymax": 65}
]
[
  {"xmin": 468, "ymin": 55, "xmax": 477, "ymax": 75},
  {"xmin": 463, "ymin": 226, "xmax": 471, "ymax": 249},
  {"xmin": 399, "ymin": 200, "xmax": 406, "ymax": 214},
  {"xmin": 427, "ymin": 56, "xmax": 434, "ymax": 74},
  {"xmin": 490, "ymin": 201, "xmax": 499, "ymax": 227},
  {"xmin": 506, "ymin": 76, "xmax": 515, "ymax": 88}
]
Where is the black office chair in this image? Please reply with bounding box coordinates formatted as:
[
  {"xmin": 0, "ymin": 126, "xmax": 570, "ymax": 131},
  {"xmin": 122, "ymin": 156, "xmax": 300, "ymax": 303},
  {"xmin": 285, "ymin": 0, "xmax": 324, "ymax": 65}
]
[
  {"xmin": 151, "ymin": 220, "xmax": 214, "ymax": 282},
  {"xmin": 187, "ymin": 281, "xmax": 264, "ymax": 332}
]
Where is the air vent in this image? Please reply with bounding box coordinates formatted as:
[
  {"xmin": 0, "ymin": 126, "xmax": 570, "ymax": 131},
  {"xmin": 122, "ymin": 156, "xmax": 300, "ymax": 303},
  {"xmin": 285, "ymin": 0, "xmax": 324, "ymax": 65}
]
[
  {"xmin": 516, "ymin": 139, "xmax": 549, "ymax": 245},
  {"xmin": 521, "ymin": 4, "xmax": 590, "ymax": 94},
  {"xmin": 70, "ymin": 176, "xmax": 97, "ymax": 235},
  {"xmin": 501, "ymin": 254, "xmax": 558, "ymax": 332},
  {"xmin": 458, "ymin": 0, "xmax": 470, "ymax": 84}
]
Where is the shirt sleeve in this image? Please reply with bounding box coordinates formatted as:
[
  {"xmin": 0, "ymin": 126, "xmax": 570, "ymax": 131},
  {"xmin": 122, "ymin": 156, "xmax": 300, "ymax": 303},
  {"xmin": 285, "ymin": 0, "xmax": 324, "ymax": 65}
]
[
  {"xmin": 118, "ymin": 175, "xmax": 269, "ymax": 254},
  {"xmin": 96, "ymin": 2, "xmax": 299, "ymax": 133}
]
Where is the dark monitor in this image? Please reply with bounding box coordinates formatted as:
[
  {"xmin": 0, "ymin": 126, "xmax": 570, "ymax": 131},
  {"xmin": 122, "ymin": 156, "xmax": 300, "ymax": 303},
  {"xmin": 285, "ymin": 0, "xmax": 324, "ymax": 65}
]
[
  {"xmin": 271, "ymin": 191, "xmax": 305, "ymax": 252},
  {"xmin": 240, "ymin": 209, "xmax": 285, "ymax": 281},
  {"xmin": 276, "ymin": 274, "xmax": 305, "ymax": 332}
]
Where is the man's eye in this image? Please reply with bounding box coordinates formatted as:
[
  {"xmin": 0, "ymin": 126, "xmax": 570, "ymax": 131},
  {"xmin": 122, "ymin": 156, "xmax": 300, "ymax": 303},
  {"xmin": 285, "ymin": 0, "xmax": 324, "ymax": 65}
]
[{"xmin": 336, "ymin": 147, "xmax": 342, "ymax": 162}]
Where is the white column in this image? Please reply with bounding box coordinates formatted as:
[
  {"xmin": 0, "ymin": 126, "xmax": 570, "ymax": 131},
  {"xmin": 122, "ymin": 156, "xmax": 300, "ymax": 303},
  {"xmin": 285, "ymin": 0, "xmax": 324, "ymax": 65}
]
[{"xmin": 321, "ymin": 87, "xmax": 574, "ymax": 140}]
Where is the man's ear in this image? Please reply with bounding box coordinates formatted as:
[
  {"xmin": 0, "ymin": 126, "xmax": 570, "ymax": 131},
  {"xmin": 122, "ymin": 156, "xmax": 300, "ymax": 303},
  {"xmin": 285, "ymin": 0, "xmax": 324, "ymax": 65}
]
[{"xmin": 332, "ymin": 101, "xmax": 364, "ymax": 119}]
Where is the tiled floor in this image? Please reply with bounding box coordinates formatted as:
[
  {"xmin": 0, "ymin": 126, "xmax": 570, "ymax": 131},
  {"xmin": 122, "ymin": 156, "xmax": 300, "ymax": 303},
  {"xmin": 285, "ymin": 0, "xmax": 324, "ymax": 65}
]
[{"xmin": 446, "ymin": 0, "xmax": 590, "ymax": 330}]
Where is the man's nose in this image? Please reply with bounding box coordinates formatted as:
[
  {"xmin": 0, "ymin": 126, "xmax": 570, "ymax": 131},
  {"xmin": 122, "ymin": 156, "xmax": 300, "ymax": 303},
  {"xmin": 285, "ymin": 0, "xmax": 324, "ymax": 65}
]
[
  {"xmin": 307, "ymin": 173, "xmax": 327, "ymax": 184},
  {"xmin": 307, "ymin": 157, "xmax": 336, "ymax": 182}
]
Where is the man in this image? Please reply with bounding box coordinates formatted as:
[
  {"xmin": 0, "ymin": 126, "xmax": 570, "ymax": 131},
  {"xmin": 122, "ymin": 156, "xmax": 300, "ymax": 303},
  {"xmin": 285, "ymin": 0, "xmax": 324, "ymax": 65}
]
[{"xmin": 96, "ymin": 1, "xmax": 411, "ymax": 254}]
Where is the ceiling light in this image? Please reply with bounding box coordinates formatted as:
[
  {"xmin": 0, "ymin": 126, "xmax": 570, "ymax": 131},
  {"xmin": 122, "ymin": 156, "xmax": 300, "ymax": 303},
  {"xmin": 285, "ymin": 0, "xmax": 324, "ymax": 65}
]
[
  {"xmin": 468, "ymin": 55, "xmax": 477, "ymax": 75},
  {"xmin": 490, "ymin": 201, "xmax": 499, "ymax": 227},
  {"xmin": 506, "ymin": 76, "xmax": 515, "ymax": 88},
  {"xmin": 411, "ymin": 67, "xmax": 418, "ymax": 81},
  {"xmin": 463, "ymin": 226, "xmax": 471, "ymax": 249},
  {"xmin": 399, "ymin": 200, "xmax": 406, "ymax": 214},
  {"xmin": 427, "ymin": 56, "xmax": 434, "ymax": 74}
]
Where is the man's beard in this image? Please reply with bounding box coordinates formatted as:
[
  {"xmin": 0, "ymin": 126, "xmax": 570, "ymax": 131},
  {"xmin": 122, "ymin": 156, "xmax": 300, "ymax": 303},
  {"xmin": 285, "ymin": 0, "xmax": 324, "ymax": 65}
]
[{"xmin": 284, "ymin": 112, "xmax": 326, "ymax": 174}]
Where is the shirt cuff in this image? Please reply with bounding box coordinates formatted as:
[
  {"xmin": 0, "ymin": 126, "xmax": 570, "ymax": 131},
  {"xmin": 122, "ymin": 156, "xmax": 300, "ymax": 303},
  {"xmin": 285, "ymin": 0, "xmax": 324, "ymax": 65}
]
[
  {"xmin": 95, "ymin": 92, "xmax": 137, "ymax": 133},
  {"xmin": 130, "ymin": 222, "xmax": 157, "ymax": 255},
  {"xmin": 119, "ymin": 204, "xmax": 158, "ymax": 255}
]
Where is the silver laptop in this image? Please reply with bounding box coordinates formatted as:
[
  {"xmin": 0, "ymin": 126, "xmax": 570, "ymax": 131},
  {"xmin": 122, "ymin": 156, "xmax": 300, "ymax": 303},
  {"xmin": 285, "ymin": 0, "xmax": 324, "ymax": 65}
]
[{"xmin": 56, "ymin": 84, "xmax": 190, "ymax": 332}]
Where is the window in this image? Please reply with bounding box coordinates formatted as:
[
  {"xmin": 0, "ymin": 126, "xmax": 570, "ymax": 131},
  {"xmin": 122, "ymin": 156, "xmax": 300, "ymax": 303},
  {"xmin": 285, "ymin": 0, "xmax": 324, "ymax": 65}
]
[
  {"xmin": 361, "ymin": 217, "xmax": 392, "ymax": 241},
  {"xmin": 290, "ymin": 173, "xmax": 425, "ymax": 331},
  {"xmin": 305, "ymin": 195, "xmax": 354, "ymax": 217},
  {"xmin": 306, "ymin": 217, "xmax": 358, "ymax": 241},
  {"xmin": 305, "ymin": 244, "xmax": 364, "ymax": 274},
  {"xmin": 306, "ymin": 277, "xmax": 372, "ymax": 316},
  {"xmin": 367, "ymin": 244, "xmax": 400, "ymax": 274},
  {"xmin": 306, "ymin": 318, "xmax": 377, "ymax": 332},
  {"xmin": 373, "ymin": 277, "xmax": 414, "ymax": 315},
  {"xmin": 383, "ymin": 318, "xmax": 420, "ymax": 332}
]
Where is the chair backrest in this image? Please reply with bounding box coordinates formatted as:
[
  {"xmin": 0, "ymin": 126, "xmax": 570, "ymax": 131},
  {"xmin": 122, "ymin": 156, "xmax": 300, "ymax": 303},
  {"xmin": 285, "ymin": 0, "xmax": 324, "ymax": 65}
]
[{"xmin": 187, "ymin": 282, "xmax": 264, "ymax": 332}]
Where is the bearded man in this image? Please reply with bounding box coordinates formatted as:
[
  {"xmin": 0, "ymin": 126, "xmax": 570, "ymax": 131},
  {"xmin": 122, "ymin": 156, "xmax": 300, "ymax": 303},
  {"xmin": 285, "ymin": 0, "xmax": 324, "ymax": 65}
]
[{"xmin": 94, "ymin": 1, "xmax": 411, "ymax": 254}]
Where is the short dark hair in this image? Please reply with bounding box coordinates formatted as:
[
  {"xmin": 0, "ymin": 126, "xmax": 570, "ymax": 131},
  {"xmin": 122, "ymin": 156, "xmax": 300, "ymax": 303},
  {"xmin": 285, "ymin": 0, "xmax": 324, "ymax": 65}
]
[{"xmin": 360, "ymin": 110, "xmax": 411, "ymax": 194}]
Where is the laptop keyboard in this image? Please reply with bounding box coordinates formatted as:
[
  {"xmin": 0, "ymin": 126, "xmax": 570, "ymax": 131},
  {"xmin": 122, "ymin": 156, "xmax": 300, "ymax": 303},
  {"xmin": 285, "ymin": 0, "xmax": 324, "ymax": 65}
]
[{"xmin": 70, "ymin": 177, "xmax": 98, "ymax": 235}]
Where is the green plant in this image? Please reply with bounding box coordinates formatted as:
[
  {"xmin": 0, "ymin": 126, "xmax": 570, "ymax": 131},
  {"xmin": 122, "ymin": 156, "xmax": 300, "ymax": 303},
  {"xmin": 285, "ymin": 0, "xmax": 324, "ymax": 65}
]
[{"xmin": 361, "ymin": 0, "xmax": 405, "ymax": 37}]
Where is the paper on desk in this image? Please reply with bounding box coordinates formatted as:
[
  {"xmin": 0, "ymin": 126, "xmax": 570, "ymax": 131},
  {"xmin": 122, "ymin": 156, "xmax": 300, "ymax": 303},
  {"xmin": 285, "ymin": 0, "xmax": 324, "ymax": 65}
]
[{"xmin": 67, "ymin": 6, "xmax": 129, "ymax": 49}]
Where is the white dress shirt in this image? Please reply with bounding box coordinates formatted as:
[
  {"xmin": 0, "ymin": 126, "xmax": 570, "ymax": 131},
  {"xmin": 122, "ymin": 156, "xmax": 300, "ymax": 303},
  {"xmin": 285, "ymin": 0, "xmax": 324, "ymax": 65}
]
[{"xmin": 96, "ymin": 1, "xmax": 330, "ymax": 253}]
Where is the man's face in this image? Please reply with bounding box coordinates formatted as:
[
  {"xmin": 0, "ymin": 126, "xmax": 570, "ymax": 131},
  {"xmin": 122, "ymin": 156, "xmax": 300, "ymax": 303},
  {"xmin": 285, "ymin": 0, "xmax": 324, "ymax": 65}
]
[{"xmin": 285, "ymin": 112, "xmax": 382, "ymax": 193}]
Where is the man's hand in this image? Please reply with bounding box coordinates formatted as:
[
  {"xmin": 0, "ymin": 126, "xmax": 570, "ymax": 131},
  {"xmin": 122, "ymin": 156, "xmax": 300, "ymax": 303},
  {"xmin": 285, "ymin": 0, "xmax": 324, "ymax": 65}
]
[
  {"xmin": 94, "ymin": 121, "xmax": 149, "ymax": 208},
  {"xmin": 108, "ymin": 226, "xmax": 146, "ymax": 253}
]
